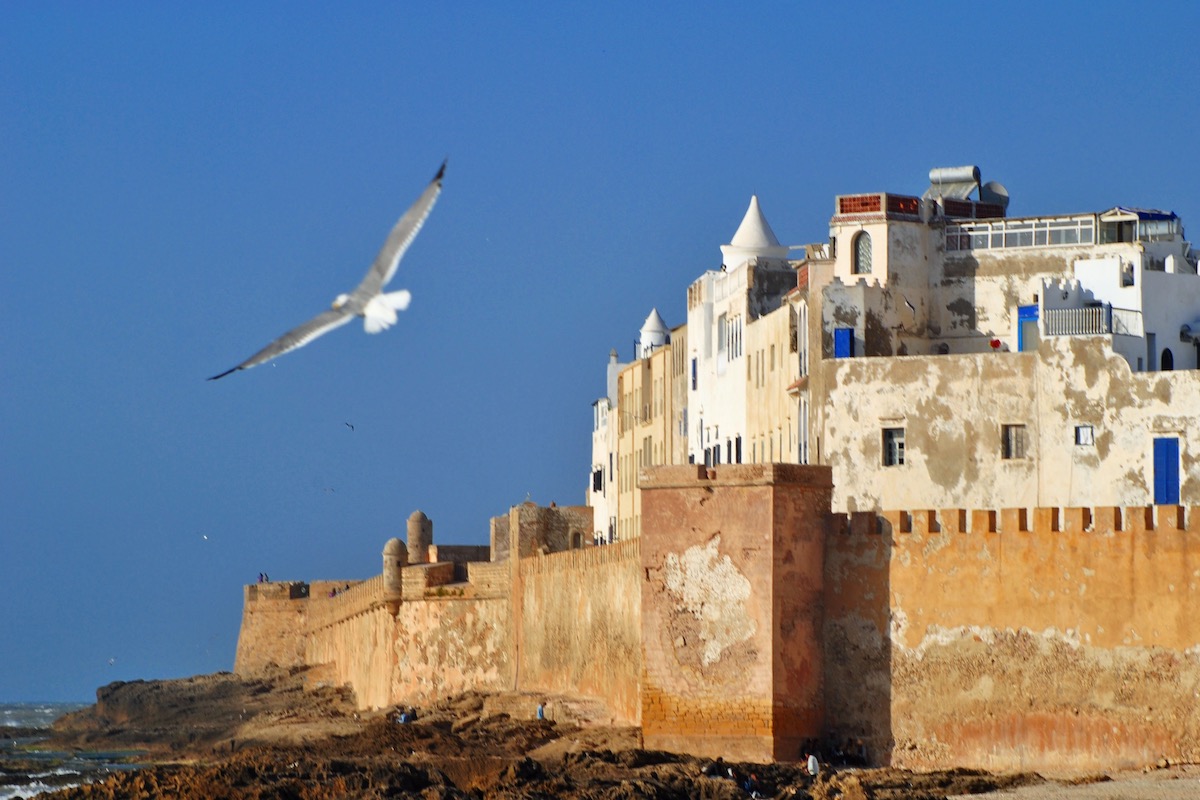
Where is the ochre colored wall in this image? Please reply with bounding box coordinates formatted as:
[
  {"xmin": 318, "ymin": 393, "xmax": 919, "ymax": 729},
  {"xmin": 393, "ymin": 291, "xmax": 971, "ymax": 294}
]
[
  {"xmin": 234, "ymin": 582, "xmax": 311, "ymax": 674},
  {"xmin": 236, "ymin": 494, "xmax": 1200, "ymax": 773},
  {"xmin": 515, "ymin": 539, "xmax": 642, "ymax": 723},
  {"xmin": 389, "ymin": 594, "xmax": 513, "ymax": 707},
  {"xmin": 639, "ymin": 464, "xmax": 831, "ymax": 762},
  {"xmin": 824, "ymin": 505, "xmax": 1200, "ymax": 772}
]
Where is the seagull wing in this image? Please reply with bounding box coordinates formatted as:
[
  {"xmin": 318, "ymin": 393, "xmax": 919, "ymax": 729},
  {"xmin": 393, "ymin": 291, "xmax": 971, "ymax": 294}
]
[
  {"xmin": 208, "ymin": 308, "xmax": 355, "ymax": 380},
  {"xmin": 351, "ymin": 161, "xmax": 445, "ymax": 301}
]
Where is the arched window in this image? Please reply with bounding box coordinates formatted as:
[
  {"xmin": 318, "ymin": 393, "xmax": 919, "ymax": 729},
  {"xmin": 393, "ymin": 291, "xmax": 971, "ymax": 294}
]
[
  {"xmin": 1161, "ymin": 348, "xmax": 1174, "ymax": 371},
  {"xmin": 853, "ymin": 232, "xmax": 872, "ymax": 274}
]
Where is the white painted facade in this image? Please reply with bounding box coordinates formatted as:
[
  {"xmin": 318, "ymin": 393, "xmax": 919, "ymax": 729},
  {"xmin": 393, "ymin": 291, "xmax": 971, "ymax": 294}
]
[
  {"xmin": 686, "ymin": 196, "xmax": 798, "ymax": 467},
  {"xmin": 587, "ymin": 350, "xmax": 624, "ymax": 543},
  {"xmin": 586, "ymin": 167, "xmax": 1200, "ymax": 521}
]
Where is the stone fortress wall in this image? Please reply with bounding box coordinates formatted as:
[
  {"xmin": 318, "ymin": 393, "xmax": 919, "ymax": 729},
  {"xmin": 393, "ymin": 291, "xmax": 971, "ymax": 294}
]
[{"xmin": 235, "ymin": 470, "xmax": 1200, "ymax": 772}]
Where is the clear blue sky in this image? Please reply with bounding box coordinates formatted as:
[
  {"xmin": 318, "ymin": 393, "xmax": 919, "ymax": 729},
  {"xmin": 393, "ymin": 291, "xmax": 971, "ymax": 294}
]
[{"xmin": 4, "ymin": 3, "xmax": 1199, "ymax": 702}]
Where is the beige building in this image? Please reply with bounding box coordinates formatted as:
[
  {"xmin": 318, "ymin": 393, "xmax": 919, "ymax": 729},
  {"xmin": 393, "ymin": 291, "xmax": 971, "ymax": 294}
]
[{"xmin": 589, "ymin": 165, "xmax": 1200, "ymax": 522}]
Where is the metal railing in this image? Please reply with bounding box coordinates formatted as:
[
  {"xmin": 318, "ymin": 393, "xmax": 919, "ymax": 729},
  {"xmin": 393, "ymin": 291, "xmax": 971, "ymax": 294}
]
[{"xmin": 1044, "ymin": 304, "xmax": 1143, "ymax": 337}]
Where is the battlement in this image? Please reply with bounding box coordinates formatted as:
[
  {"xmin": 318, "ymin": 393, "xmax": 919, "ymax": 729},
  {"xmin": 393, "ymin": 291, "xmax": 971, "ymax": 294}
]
[
  {"xmin": 243, "ymin": 580, "xmax": 310, "ymax": 602},
  {"xmin": 832, "ymin": 504, "xmax": 1198, "ymax": 537},
  {"xmin": 518, "ymin": 537, "xmax": 640, "ymax": 577},
  {"xmin": 307, "ymin": 576, "xmax": 383, "ymax": 631}
]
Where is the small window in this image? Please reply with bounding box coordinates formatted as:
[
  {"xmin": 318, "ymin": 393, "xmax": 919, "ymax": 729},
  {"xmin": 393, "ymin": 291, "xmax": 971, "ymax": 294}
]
[
  {"xmin": 690, "ymin": 358, "xmax": 698, "ymax": 390},
  {"xmin": 853, "ymin": 231, "xmax": 872, "ymax": 274},
  {"xmin": 883, "ymin": 428, "xmax": 905, "ymax": 466},
  {"xmin": 1002, "ymin": 424, "xmax": 1027, "ymax": 459},
  {"xmin": 1074, "ymin": 425, "xmax": 1094, "ymax": 446},
  {"xmin": 592, "ymin": 468, "xmax": 604, "ymax": 492}
]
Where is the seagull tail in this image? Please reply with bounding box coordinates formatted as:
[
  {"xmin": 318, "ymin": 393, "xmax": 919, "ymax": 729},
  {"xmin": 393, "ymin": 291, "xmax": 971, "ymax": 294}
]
[
  {"xmin": 363, "ymin": 291, "xmax": 410, "ymax": 334},
  {"xmin": 382, "ymin": 289, "xmax": 412, "ymax": 311}
]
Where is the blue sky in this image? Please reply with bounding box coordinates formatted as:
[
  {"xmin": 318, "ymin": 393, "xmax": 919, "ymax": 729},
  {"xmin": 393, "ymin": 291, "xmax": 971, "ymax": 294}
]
[{"xmin": 4, "ymin": 3, "xmax": 1200, "ymax": 701}]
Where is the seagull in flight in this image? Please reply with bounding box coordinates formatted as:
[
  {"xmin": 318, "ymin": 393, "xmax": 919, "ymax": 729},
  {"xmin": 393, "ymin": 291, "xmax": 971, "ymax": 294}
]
[{"xmin": 209, "ymin": 161, "xmax": 445, "ymax": 380}]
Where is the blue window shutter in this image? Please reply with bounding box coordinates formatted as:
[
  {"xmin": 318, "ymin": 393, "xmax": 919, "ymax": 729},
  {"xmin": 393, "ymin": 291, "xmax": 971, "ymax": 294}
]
[
  {"xmin": 834, "ymin": 328, "xmax": 854, "ymax": 358},
  {"xmin": 1154, "ymin": 437, "xmax": 1180, "ymax": 505}
]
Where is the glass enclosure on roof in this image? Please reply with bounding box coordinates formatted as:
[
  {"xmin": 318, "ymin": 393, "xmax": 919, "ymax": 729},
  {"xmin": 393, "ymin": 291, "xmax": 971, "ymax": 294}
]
[{"xmin": 1098, "ymin": 208, "xmax": 1181, "ymax": 244}]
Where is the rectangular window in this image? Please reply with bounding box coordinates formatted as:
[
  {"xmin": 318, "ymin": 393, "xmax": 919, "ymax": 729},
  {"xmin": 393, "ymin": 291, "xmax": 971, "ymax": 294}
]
[
  {"xmin": 1075, "ymin": 425, "xmax": 1094, "ymax": 446},
  {"xmin": 592, "ymin": 469, "xmax": 603, "ymax": 492},
  {"xmin": 690, "ymin": 358, "xmax": 697, "ymax": 390},
  {"xmin": 883, "ymin": 428, "xmax": 905, "ymax": 466},
  {"xmin": 1002, "ymin": 424, "xmax": 1027, "ymax": 459}
]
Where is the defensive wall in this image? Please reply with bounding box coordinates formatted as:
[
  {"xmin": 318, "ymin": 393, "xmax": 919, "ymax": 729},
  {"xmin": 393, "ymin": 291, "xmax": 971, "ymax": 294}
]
[
  {"xmin": 824, "ymin": 502, "xmax": 1200, "ymax": 772},
  {"xmin": 235, "ymin": 502, "xmax": 638, "ymax": 716},
  {"xmin": 235, "ymin": 469, "xmax": 1200, "ymax": 772}
]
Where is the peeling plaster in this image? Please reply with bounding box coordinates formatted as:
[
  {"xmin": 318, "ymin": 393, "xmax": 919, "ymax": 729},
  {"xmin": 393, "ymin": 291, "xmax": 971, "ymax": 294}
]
[{"xmin": 663, "ymin": 535, "xmax": 756, "ymax": 666}]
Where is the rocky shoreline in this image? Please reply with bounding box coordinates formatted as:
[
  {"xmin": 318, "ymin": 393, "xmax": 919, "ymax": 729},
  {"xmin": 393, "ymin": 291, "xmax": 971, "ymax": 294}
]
[{"xmin": 12, "ymin": 668, "xmax": 1192, "ymax": 799}]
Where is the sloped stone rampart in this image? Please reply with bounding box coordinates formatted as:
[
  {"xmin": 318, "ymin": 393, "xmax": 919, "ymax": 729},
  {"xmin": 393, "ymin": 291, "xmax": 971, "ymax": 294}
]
[{"xmin": 516, "ymin": 538, "xmax": 642, "ymax": 723}]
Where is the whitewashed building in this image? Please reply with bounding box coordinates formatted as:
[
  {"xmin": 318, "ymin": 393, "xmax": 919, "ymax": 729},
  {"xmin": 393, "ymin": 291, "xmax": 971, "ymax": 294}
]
[{"xmin": 586, "ymin": 166, "xmax": 1200, "ymax": 524}]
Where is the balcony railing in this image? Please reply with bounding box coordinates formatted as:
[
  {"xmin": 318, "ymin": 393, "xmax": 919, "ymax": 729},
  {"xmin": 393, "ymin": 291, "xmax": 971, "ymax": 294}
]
[{"xmin": 1044, "ymin": 304, "xmax": 1143, "ymax": 337}]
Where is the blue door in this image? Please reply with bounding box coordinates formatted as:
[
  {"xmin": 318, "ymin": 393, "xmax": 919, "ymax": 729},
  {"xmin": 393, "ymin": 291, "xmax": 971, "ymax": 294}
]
[
  {"xmin": 834, "ymin": 327, "xmax": 854, "ymax": 358},
  {"xmin": 1154, "ymin": 437, "xmax": 1180, "ymax": 505},
  {"xmin": 1018, "ymin": 305, "xmax": 1039, "ymax": 352}
]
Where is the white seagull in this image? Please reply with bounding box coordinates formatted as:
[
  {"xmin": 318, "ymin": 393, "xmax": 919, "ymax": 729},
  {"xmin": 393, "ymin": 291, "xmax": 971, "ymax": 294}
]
[{"xmin": 209, "ymin": 161, "xmax": 445, "ymax": 380}]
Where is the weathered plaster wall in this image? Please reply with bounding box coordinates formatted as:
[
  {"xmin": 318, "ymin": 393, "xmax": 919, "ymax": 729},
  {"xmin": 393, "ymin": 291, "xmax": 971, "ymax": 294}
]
[
  {"xmin": 639, "ymin": 464, "xmax": 831, "ymax": 762},
  {"xmin": 516, "ymin": 539, "xmax": 642, "ymax": 723},
  {"xmin": 234, "ymin": 582, "xmax": 311, "ymax": 674},
  {"xmin": 823, "ymin": 337, "xmax": 1200, "ymax": 512},
  {"xmin": 306, "ymin": 603, "xmax": 397, "ymax": 709},
  {"xmin": 389, "ymin": 594, "xmax": 513, "ymax": 707},
  {"xmin": 824, "ymin": 506, "xmax": 1200, "ymax": 772}
]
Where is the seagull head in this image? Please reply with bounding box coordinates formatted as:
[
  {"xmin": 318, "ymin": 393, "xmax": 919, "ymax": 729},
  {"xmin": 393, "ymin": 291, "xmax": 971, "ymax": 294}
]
[{"xmin": 332, "ymin": 293, "xmax": 351, "ymax": 310}]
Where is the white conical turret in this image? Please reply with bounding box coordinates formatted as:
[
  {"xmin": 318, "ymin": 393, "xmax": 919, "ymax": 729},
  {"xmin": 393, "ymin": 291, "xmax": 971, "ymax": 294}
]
[
  {"xmin": 639, "ymin": 308, "xmax": 669, "ymax": 358},
  {"xmin": 720, "ymin": 195, "xmax": 788, "ymax": 269}
]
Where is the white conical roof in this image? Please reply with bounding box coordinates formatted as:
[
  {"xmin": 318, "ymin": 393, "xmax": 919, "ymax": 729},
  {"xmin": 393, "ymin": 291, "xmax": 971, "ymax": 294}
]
[
  {"xmin": 721, "ymin": 195, "xmax": 789, "ymax": 267},
  {"xmin": 730, "ymin": 195, "xmax": 782, "ymax": 248},
  {"xmin": 638, "ymin": 308, "xmax": 669, "ymax": 357},
  {"xmin": 640, "ymin": 308, "xmax": 668, "ymax": 337}
]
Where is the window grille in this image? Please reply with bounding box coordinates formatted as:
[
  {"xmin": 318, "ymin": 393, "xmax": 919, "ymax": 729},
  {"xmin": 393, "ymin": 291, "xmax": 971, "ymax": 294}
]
[
  {"xmin": 1002, "ymin": 424, "xmax": 1027, "ymax": 459},
  {"xmin": 853, "ymin": 232, "xmax": 872, "ymax": 274},
  {"xmin": 883, "ymin": 428, "xmax": 905, "ymax": 466}
]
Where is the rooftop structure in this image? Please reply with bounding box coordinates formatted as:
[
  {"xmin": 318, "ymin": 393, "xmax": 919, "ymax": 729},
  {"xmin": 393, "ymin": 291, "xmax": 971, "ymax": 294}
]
[{"xmin": 588, "ymin": 165, "xmax": 1200, "ymax": 537}]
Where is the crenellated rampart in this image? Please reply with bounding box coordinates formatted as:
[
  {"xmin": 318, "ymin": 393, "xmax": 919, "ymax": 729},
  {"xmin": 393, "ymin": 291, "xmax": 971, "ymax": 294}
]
[
  {"xmin": 824, "ymin": 503, "xmax": 1200, "ymax": 771},
  {"xmin": 235, "ymin": 489, "xmax": 1200, "ymax": 772}
]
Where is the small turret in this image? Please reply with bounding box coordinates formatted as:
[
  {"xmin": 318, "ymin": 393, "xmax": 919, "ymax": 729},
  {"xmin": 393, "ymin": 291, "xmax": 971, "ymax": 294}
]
[
  {"xmin": 639, "ymin": 308, "xmax": 669, "ymax": 358},
  {"xmin": 382, "ymin": 537, "xmax": 408, "ymax": 614},
  {"xmin": 407, "ymin": 510, "xmax": 432, "ymax": 564}
]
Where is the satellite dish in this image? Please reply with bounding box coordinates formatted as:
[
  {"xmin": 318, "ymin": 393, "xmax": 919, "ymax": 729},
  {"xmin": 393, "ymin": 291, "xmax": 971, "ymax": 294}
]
[{"xmin": 980, "ymin": 180, "xmax": 1010, "ymax": 211}]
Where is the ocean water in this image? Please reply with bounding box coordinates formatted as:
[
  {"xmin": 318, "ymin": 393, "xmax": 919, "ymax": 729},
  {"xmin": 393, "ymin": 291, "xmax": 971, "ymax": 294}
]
[{"xmin": 0, "ymin": 702, "xmax": 139, "ymax": 800}]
